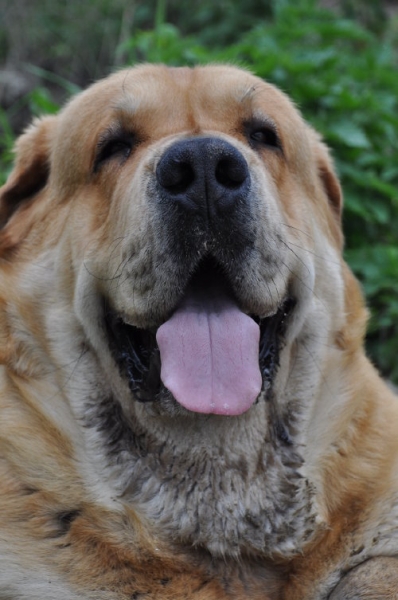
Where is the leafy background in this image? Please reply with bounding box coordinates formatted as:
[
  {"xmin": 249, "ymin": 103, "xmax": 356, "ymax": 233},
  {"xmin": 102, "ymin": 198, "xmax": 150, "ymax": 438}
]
[{"xmin": 1, "ymin": 0, "xmax": 397, "ymax": 381}]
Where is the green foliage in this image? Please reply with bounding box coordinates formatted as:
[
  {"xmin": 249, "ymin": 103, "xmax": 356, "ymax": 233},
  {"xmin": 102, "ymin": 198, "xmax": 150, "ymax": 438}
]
[
  {"xmin": 0, "ymin": 0, "xmax": 397, "ymax": 380},
  {"xmin": 0, "ymin": 85, "xmax": 63, "ymax": 186},
  {"xmin": 0, "ymin": 108, "xmax": 14, "ymax": 185},
  {"xmin": 347, "ymin": 245, "xmax": 398, "ymax": 381},
  {"xmin": 1, "ymin": 0, "xmax": 137, "ymax": 82},
  {"xmin": 118, "ymin": 23, "xmax": 209, "ymax": 65}
]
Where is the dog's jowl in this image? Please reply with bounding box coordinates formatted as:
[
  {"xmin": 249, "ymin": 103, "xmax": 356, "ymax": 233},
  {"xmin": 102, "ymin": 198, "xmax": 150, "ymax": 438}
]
[{"xmin": 0, "ymin": 64, "xmax": 398, "ymax": 599}]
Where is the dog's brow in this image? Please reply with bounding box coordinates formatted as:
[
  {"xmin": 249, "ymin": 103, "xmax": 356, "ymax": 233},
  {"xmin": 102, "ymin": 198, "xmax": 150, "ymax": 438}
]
[
  {"xmin": 113, "ymin": 95, "xmax": 142, "ymax": 117},
  {"xmin": 252, "ymin": 110, "xmax": 277, "ymax": 128}
]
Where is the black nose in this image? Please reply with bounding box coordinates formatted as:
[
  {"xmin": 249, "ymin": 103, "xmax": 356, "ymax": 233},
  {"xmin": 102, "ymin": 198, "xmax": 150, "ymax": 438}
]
[{"xmin": 156, "ymin": 137, "xmax": 250, "ymax": 220}]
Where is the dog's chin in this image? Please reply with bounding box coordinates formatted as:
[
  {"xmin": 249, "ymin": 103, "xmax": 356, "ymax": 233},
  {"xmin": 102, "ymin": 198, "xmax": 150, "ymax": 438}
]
[{"xmin": 104, "ymin": 259, "xmax": 295, "ymax": 418}]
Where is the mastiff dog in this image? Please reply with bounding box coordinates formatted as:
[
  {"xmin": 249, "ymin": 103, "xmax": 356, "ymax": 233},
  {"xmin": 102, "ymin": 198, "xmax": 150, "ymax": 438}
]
[{"xmin": 0, "ymin": 64, "xmax": 397, "ymax": 599}]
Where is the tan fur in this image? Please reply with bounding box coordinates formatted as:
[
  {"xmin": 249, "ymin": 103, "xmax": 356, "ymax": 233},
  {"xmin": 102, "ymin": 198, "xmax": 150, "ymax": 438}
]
[
  {"xmin": 329, "ymin": 557, "xmax": 398, "ymax": 599},
  {"xmin": 0, "ymin": 64, "xmax": 397, "ymax": 599}
]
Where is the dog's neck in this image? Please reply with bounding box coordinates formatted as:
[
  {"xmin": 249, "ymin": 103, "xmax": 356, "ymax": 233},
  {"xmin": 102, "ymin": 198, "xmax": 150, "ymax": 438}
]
[{"xmin": 85, "ymin": 390, "xmax": 318, "ymax": 558}]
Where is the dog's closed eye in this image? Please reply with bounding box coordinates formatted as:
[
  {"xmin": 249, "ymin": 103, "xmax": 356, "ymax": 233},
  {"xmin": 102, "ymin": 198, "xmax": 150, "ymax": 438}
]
[
  {"xmin": 94, "ymin": 127, "xmax": 136, "ymax": 172},
  {"xmin": 245, "ymin": 119, "xmax": 282, "ymax": 152}
]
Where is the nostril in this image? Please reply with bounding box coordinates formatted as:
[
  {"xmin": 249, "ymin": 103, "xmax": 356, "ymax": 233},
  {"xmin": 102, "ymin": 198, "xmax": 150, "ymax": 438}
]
[
  {"xmin": 156, "ymin": 138, "xmax": 250, "ymax": 218},
  {"xmin": 157, "ymin": 160, "xmax": 195, "ymax": 194},
  {"xmin": 215, "ymin": 158, "xmax": 248, "ymax": 190}
]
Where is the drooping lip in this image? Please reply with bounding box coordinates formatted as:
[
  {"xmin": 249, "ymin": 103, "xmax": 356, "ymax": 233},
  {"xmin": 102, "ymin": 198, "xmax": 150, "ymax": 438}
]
[
  {"xmin": 104, "ymin": 310, "xmax": 161, "ymax": 402},
  {"xmin": 104, "ymin": 260, "xmax": 295, "ymax": 411}
]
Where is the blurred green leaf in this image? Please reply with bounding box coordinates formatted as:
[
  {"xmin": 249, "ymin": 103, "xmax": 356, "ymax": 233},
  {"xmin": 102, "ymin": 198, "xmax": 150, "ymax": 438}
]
[
  {"xmin": 28, "ymin": 88, "xmax": 60, "ymax": 116},
  {"xmin": 328, "ymin": 121, "xmax": 371, "ymax": 149}
]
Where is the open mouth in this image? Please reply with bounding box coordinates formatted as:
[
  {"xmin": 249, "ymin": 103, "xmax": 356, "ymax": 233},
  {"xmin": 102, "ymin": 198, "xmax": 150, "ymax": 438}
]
[{"xmin": 104, "ymin": 259, "xmax": 295, "ymax": 416}]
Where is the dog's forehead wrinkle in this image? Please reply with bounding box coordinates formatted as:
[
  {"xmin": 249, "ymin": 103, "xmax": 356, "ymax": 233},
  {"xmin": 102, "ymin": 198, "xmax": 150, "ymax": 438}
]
[
  {"xmin": 113, "ymin": 93, "xmax": 144, "ymax": 118},
  {"xmin": 109, "ymin": 70, "xmax": 197, "ymax": 126},
  {"xmin": 240, "ymin": 84, "xmax": 258, "ymax": 104},
  {"xmin": 109, "ymin": 67, "xmax": 266, "ymax": 131}
]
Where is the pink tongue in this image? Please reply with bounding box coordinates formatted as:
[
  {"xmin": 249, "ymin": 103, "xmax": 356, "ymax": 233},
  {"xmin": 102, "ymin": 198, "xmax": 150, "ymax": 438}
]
[{"xmin": 156, "ymin": 286, "xmax": 262, "ymax": 416}]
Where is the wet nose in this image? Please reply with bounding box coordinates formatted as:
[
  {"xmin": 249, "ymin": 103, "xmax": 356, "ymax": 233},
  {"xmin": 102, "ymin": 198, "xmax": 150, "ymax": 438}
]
[{"xmin": 156, "ymin": 137, "xmax": 250, "ymax": 220}]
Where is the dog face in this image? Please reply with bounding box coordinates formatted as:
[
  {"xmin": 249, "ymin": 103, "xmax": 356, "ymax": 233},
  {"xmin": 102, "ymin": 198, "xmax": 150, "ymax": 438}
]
[{"xmin": 0, "ymin": 65, "xmax": 368, "ymax": 559}]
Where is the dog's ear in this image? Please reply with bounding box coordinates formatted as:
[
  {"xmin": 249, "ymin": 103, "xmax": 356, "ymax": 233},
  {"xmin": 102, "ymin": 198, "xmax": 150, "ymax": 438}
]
[
  {"xmin": 0, "ymin": 116, "xmax": 57, "ymax": 229},
  {"xmin": 313, "ymin": 134, "xmax": 343, "ymax": 220}
]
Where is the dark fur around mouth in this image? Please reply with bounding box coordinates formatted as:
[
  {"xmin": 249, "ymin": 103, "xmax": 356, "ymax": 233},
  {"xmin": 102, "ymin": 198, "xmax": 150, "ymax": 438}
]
[
  {"xmin": 104, "ymin": 312, "xmax": 162, "ymax": 402},
  {"xmin": 258, "ymin": 297, "xmax": 295, "ymax": 391},
  {"xmin": 104, "ymin": 262, "xmax": 295, "ymax": 408}
]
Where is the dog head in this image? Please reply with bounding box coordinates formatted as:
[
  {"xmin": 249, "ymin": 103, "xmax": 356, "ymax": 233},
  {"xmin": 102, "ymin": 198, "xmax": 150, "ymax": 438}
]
[{"xmin": 0, "ymin": 65, "xmax": 368, "ymax": 557}]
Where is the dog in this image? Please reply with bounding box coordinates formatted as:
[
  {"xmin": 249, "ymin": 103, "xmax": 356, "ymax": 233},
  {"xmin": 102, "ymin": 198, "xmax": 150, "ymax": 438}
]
[{"xmin": 0, "ymin": 64, "xmax": 397, "ymax": 599}]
